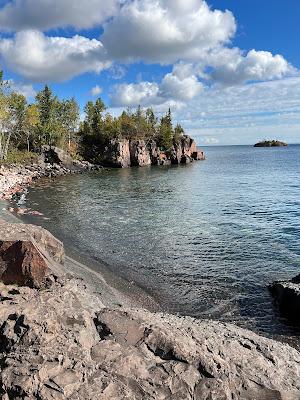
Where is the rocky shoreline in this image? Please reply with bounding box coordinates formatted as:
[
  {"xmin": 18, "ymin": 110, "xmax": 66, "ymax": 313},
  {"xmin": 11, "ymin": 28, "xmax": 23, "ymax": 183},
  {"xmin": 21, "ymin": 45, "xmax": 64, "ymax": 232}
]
[
  {"xmin": 0, "ymin": 220, "xmax": 300, "ymax": 399},
  {"xmin": 0, "ymin": 157, "xmax": 300, "ymax": 399},
  {"xmin": 0, "ymin": 138, "xmax": 205, "ymax": 201},
  {"xmin": 0, "ymin": 147, "xmax": 99, "ymax": 201}
]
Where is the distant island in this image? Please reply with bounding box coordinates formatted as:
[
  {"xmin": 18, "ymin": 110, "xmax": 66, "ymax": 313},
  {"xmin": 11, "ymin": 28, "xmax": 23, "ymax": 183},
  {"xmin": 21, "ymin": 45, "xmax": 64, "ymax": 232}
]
[{"xmin": 254, "ymin": 140, "xmax": 288, "ymax": 147}]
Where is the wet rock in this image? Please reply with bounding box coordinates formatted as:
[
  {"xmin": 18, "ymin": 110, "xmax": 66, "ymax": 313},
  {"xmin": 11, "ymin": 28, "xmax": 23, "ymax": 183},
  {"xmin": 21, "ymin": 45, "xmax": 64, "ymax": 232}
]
[
  {"xmin": 0, "ymin": 148, "xmax": 101, "ymax": 200},
  {"xmin": 193, "ymin": 150, "xmax": 206, "ymax": 160},
  {"xmin": 0, "ymin": 221, "xmax": 64, "ymax": 288},
  {"xmin": 270, "ymin": 275, "xmax": 300, "ymax": 323}
]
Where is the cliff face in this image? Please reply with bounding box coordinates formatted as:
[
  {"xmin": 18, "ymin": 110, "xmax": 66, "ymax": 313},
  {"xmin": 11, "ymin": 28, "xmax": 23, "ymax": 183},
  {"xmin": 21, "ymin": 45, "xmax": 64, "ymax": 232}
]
[
  {"xmin": 102, "ymin": 139, "xmax": 131, "ymax": 168},
  {"xmin": 102, "ymin": 135, "xmax": 205, "ymax": 168},
  {"xmin": 129, "ymin": 140, "xmax": 151, "ymax": 167}
]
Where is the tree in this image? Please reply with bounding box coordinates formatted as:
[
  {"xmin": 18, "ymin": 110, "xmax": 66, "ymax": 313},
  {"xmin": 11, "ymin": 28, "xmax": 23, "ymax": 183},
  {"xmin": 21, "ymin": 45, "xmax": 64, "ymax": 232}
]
[
  {"xmin": 35, "ymin": 85, "xmax": 56, "ymax": 146},
  {"xmin": 146, "ymin": 108, "xmax": 157, "ymax": 131},
  {"xmin": 24, "ymin": 104, "xmax": 39, "ymax": 151},
  {"xmin": 56, "ymin": 98, "xmax": 79, "ymax": 149},
  {"xmin": 158, "ymin": 108, "xmax": 174, "ymax": 149},
  {"xmin": 80, "ymin": 98, "xmax": 107, "ymax": 144},
  {"xmin": 8, "ymin": 93, "xmax": 27, "ymax": 144},
  {"xmin": 119, "ymin": 110, "xmax": 136, "ymax": 139}
]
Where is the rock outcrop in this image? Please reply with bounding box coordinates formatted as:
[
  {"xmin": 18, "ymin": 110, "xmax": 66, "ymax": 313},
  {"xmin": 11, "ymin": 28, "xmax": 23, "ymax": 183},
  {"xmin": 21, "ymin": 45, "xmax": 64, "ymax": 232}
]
[
  {"xmin": 102, "ymin": 139, "xmax": 131, "ymax": 168},
  {"xmin": 0, "ymin": 221, "xmax": 64, "ymax": 288},
  {"xmin": 171, "ymin": 136, "xmax": 205, "ymax": 164},
  {"xmin": 270, "ymin": 273, "xmax": 300, "ymax": 323},
  {"xmin": 41, "ymin": 146, "xmax": 96, "ymax": 172},
  {"xmin": 129, "ymin": 140, "xmax": 151, "ymax": 167},
  {"xmin": 0, "ymin": 221, "xmax": 300, "ymax": 399},
  {"xmin": 101, "ymin": 135, "xmax": 205, "ymax": 168}
]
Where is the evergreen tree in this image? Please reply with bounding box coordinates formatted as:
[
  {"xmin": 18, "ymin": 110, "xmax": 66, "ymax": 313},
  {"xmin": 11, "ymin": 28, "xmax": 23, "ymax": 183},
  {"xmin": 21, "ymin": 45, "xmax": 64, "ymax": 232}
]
[
  {"xmin": 35, "ymin": 85, "xmax": 56, "ymax": 146},
  {"xmin": 158, "ymin": 108, "xmax": 174, "ymax": 149}
]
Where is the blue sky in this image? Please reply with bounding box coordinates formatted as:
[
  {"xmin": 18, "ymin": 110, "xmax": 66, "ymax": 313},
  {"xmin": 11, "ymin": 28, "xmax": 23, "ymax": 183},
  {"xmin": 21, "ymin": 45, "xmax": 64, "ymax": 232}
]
[{"xmin": 0, "ymin": 0, "xmax": 299, "ymax": 145}]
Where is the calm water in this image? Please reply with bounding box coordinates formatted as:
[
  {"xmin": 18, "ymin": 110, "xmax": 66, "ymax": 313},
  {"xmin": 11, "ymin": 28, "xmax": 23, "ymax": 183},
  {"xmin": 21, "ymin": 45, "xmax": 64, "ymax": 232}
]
[{"xmin": 15, "ymin": 145, "xmax": 300, "ymax": 340}]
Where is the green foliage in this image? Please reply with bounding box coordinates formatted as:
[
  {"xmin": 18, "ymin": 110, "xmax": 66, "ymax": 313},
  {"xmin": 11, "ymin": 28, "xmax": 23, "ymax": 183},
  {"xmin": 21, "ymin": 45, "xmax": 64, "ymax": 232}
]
[
  {"xmin": 34, "ymin": 85, "xmax": 79, "ymax": 150},
  {"xmin": 0, "ymin": 67, "xmax": 187, "ymax": 164},
  {"xmin": 3, "ymin": 149, "xmax": 38, "ymax": 165},
  {"xmin": 79, "ymin": 101, "xmax": 185, "ymax": 161},
  {"xmin": 157, "ymin": 108, "xmax": 174, "ymax": 149}
]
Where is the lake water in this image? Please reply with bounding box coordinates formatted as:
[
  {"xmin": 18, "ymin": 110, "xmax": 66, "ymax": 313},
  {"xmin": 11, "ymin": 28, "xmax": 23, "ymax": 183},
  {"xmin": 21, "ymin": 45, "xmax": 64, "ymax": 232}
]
[{"xmin": 14, "ymin": 145, "xmax": 300, "ymax": 342}]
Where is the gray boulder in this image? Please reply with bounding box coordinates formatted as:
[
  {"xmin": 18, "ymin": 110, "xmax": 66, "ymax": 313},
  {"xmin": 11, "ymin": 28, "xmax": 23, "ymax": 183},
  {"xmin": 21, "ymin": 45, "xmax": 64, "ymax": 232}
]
[{"xmin": 41, "ymin": 146, "xmax": 96, "ymax": 171}]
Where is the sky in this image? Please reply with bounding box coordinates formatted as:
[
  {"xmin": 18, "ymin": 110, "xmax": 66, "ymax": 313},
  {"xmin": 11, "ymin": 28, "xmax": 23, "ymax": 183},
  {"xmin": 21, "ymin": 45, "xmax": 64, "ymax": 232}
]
[{"xmin": 0, "ymin": 0, "xmax": 299, "ymax": 145}]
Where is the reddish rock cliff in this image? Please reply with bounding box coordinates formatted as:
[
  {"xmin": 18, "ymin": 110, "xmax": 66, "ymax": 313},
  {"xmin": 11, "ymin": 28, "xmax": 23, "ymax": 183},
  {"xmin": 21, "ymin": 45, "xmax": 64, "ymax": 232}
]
[{"xmin": 102, "ymin": 135, "xmax": 205, "ymax": 168}]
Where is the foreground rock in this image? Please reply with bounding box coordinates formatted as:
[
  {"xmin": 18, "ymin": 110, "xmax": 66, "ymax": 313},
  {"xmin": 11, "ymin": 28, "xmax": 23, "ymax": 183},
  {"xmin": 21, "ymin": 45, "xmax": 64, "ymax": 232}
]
[
  {"xmin": 102, "ymin": 135, "xmax": 205, "ymax": 168},
  {"xmin": 254, "ymin": 140, "xmax": 288, "ymax": 147},
  {"xmin": 270, "ymin": 274, "xmax": 300, "ymax": 323},
  {"xmin": 0, "ymin": 222, "xmax": 299, "ymax": 399},
  {"xmin": 0, "ymin": 221, "xmax": 64, "ymax": 288}
]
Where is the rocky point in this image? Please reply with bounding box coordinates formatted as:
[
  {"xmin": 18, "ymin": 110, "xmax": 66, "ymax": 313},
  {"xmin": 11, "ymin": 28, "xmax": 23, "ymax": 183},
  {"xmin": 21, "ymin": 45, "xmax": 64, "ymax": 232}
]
[{"xmin": 102, "ymin": 135, "xmax": 205, "ymax": 168}]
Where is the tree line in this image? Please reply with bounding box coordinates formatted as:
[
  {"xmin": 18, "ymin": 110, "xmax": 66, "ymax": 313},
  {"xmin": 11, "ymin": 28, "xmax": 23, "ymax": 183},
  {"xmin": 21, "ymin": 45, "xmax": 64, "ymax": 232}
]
[{"xmin": 0, "ymin": 71, "xmax": 185, "ymax": 163}]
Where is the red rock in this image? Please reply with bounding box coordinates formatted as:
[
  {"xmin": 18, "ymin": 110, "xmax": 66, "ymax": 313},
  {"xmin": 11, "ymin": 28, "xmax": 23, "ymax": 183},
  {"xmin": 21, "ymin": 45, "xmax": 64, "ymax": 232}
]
[
  {"xmin": 0, "ymin": 221, "xmax": 64, "ymax": 288},
  {"xmin": 129, "ymin": 140, "xmax": 151, "ymax": 166}
]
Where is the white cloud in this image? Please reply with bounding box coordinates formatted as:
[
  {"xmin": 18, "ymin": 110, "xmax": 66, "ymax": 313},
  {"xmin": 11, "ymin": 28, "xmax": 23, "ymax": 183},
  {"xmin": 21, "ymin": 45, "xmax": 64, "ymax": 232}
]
[
  {"xmin": 110, "ymin": 63, "xmax": 203, "ymax": 107},
  {"xmin": 211, "ymin": 49, "xmax": 294, "ymax": 85},
  {"xmin": 111, "ymin": 81, "xmax": 160, "ymax": 107},
  {"xmin": 90, "ymin": 85, "xmax": 103, "ymax": 96},
  {"xmin": 160, "ymin": 65, "xmax": 203, "ymax": 100},
  {"xmin": 0, "ymin": 0, "xmax": 296, "ymax": 121},
  {"xmin": 0, "ymin": 0, "xmax": 119, "ymax": 31},
  {"xmin": 173, "ymin": 77, "xmax": 300, "ymax": 144},
  {"xmin": 102, "ymin": 0, "xmax": 236, "ymax": 63},
  {"xmin": 0, "ymin": 30, "xmax": 111, "ymax": 82}
]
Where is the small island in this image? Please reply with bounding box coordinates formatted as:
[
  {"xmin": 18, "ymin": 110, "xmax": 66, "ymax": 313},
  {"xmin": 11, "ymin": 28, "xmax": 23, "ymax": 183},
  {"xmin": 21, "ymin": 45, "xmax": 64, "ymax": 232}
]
[{"xmin": 254, "ymin": 140, "xmax": 288, "ymax": 147}]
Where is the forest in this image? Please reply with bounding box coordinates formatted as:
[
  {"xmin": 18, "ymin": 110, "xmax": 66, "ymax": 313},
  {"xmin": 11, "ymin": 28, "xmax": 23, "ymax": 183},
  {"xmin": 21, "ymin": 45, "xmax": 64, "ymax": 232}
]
[{"xmin": 0, "ymin": 71, "xmax": 185, "ymax": 164}]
